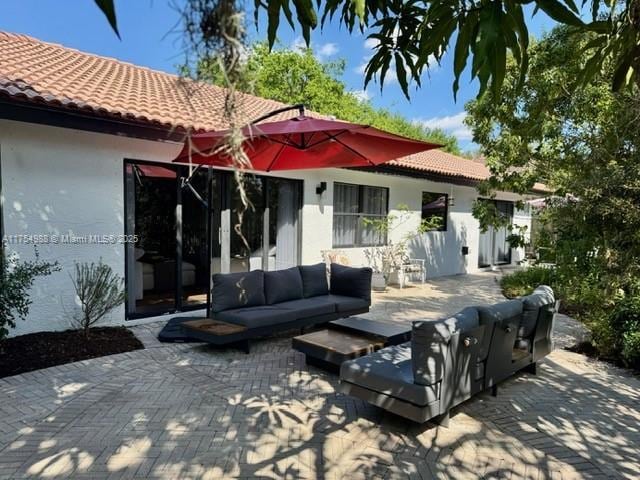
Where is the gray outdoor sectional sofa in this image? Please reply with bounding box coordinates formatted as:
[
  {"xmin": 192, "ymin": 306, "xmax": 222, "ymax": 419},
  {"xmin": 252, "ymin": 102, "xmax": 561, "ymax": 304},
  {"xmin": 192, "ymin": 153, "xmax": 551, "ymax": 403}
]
[
  {"xmin": 338, "ymin": 285, "xmax": 556, "ymax": 425},
  {"xmin": 210, "ymin": 263, "xmax": 373, "ymax": 351}
]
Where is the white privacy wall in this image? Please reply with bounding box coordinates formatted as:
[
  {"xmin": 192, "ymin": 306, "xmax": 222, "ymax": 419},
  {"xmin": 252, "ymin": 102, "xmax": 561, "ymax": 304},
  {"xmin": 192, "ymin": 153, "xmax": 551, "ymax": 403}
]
[{"xmin": 1, "ymin": 119, "xmax": 531, "ymax": 335}]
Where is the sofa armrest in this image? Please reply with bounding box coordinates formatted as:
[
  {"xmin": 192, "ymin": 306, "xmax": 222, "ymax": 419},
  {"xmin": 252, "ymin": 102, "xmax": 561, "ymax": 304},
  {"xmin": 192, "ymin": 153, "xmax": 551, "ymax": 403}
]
[
  {"xmin": 532, "ymin": 300, "xmax": 558, "ymax": 361},
  {"xmin": 330, "ymin": 263, "xmax": 372, "ymax": 303}
]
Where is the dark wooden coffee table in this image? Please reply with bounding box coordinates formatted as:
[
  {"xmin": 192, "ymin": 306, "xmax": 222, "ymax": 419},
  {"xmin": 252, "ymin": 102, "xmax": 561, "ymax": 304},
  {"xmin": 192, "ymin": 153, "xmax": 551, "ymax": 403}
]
[
  {"xmin": 181, "ymin": 318, "xmax": 250, "ymax": 353},
  {"xmin": 329, "ymin": 317, "xmax": 411, "ymax": 344},
  {"xmin": 292, "ymin": 317, "xmax": 411, "ymax": 371}
]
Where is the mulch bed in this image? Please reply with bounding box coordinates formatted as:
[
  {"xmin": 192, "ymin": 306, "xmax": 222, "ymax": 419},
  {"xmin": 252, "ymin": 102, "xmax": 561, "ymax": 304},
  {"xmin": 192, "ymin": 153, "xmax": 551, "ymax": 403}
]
[{"xmin": 0, "ymin": 327, "xmax": 144, "ymax": 378}]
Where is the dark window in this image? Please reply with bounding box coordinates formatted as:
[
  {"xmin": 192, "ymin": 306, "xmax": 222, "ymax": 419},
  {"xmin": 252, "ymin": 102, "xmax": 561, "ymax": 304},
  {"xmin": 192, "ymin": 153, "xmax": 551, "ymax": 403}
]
[
  {"xmin": 421, "ymin": 192, "xmax": 448, "ymax": 231},
  {"xmin": 333, "ymin": 183, "xmax": 388, "ymax": 247}
]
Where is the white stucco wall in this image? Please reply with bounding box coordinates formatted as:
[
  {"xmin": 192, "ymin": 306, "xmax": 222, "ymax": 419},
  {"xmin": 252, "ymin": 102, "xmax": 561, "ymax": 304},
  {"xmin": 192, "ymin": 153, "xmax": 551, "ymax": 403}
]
[
  {"xmin": 0, "ymin": 120, "xmax": 184, "ymax": 335},
  {"xmin": 1, "ymin": 119, "xmax": 531, "ymax": 335}
]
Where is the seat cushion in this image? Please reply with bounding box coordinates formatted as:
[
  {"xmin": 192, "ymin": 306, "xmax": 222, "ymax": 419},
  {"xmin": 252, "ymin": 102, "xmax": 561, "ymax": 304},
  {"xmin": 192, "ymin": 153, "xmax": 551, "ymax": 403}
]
[
  {"xmin": 298, "ymin": 263, "xmax": 329, "ymax": 298},
  {"xmin": 520, "ymin": 286, "xmax": 555, "ymax": 339},
  {"xmin": 276, "ymin": 297, "xmax": 336, "ymax": 318},
  {"xmin": 216, "ymin": 306, "xmax": 297, "ymax": 329},
  {"xmin": 340, "ymin": 343, "xmax": 439, "ymax": 406},
  {"xmin": 264, "ymin": 267, "xmax": 303, "ymax": 305},
  {"xmin": 326, "ymin": 294, "xmax": 369, "ymax": 313},
  {"xmin": 330, "ymin": 263, "xmax": 372, "ymax": 303},
  {"xmin": 411, "ymin": 307, "xmax": 480, "ymax": 385},
  {"xmin": 212, "ymin": 270, "xmax": 265, "ymax": 313}
]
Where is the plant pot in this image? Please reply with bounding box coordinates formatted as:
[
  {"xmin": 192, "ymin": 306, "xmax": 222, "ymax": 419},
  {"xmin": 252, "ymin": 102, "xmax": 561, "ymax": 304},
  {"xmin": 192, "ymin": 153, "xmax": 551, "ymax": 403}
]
[
  {"xmin": 388, "ymin": 269, "xmax": 403, "ymax": 287},
  {"xmin": 371, "ymin": 272, "xmax": 387, "ymax": 292}
]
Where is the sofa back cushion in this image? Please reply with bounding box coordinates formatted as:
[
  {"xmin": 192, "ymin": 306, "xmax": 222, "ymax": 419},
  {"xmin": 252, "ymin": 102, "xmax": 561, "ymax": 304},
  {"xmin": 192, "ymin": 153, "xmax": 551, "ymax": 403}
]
[
  {"xmin": 476, "ymin": 300, "xmax": 523, "ymax": 359},
  {"xmin": 212, "ymin": 270, "xmax": 265, "ymax": 313},
  {"xmin": 298, "ymin": 263, "xmax": 329, "ymax": 298},
  {"xmin": 520, "ymin": 285, "xmax": 555, "ymax": 338},
  {"xmin": 264, "ymin": 267, "xmax": 304, "ymax": 305},
  {"xmin": 412, "ymin": 307, "xmax": 479, "ymax": 386},
  {"xmin": 330, "ymin": 263, "xmax": 372, "ymax": 302}
]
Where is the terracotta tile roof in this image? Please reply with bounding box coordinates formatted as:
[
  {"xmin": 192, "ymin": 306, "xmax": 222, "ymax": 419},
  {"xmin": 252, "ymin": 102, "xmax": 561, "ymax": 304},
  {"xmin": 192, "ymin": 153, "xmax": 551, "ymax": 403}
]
[
  {"xmin": 0, "ymin": 31, "xmax": 311, "ymax": 131},
  {"xmin": 387, "ymin": 149, "xmax": 490, "ymax": 181},
  {"xmin": 0, "ymin": 31, "xmax": 543, "ymax": 189}
]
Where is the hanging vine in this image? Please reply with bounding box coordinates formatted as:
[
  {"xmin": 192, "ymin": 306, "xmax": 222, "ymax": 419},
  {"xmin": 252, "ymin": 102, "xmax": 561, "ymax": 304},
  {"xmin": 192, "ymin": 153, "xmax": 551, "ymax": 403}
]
[{"xmin": 179, "ymin": 0, "xmax": 254, "ymax": 259}]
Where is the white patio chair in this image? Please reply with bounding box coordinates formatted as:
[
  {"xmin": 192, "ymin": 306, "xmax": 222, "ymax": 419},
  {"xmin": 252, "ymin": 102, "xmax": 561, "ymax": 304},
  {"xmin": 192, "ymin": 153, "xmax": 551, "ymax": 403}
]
[{"xmin": 398, "ymin": 258, "xmax": 426, "ymax": 288}]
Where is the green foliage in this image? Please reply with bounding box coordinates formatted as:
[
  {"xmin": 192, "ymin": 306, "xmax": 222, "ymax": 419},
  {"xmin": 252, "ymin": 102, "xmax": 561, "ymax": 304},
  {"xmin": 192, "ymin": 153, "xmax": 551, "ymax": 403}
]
[
  {"xmin": 251, "ymin": 0, "xmax": 639, "ymax": 99},
  {"xmin": 362, "ymin": 204, "xmax": 437, "ymax": 279},
  {"xmin": 590, "ymin": 296, "xmax": 640, "ymax": 369},
  {"xmin": 500, "ymin": 267, "xmax": 556, "ymax": 299},
  {"xmin": 467, "ymin": 25, "xmax": 640, "ymax": 368},
  {"xmin": 93, "ymin": 0, "xmax": 119, "ymax": 38},
  {"xmin": 92, "ymin": 1, "xmax": 640, "ymax": 100},
  {"xmin": 71, "ymin": 260, "xmax": 125, "ymax": 338},
  {"xmin": 197, "ymin": 43, "xmax": 460, "ymax": 153},
  {"xmin": 0, "ymin": 249, "xmax": 60, "ymax": 342}
]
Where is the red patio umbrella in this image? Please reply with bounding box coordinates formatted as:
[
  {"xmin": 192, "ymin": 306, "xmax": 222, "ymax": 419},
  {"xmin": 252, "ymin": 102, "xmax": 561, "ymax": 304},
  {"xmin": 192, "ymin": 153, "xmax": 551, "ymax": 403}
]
[{"xmin": 174, "ymin": 111, "xmax": 440, "ymax": 171}]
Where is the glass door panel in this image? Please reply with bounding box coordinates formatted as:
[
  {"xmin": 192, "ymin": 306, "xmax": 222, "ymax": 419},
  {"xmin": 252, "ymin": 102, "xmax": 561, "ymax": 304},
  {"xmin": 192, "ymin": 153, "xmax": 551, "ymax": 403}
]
[
  {"xmin": 180, "ymin": 168, "xmax": 210, "ymax": 309},
  {"xmin": 230, "ymin": 175, "xmax": 265, "ymax": 272},
  {"xmin": 127, "ymin": 162, "xmax": 178, "ymax": 316},
  {"xmin": 268, "ymin": 179, "xmax": 300, "ymax": 270}
]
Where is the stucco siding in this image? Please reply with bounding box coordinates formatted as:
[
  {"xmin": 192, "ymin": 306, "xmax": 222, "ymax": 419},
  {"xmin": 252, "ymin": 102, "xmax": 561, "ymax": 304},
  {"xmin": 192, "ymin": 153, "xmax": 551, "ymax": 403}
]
[{"xmin": 0, "ymin": 120, "xmax": 531, "ymax": 335}]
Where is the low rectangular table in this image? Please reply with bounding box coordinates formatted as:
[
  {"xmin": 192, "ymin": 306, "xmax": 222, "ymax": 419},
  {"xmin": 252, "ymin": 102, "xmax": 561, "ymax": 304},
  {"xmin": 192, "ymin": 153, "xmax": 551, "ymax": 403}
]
[{"xmin": 292, "ymin": 317, "xmax": 411, "ymax": 371}]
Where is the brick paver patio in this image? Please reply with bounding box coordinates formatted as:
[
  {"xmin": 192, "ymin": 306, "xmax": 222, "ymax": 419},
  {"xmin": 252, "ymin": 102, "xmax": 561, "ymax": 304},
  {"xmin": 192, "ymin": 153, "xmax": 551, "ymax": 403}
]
[{"xmin": 1, "ymin": 272, "xmax": 638, "ymax": 479}]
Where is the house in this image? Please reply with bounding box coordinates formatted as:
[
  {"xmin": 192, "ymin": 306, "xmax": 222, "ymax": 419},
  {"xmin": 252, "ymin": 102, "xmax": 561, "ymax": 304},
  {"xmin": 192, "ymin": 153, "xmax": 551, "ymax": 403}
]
[{"xmin": 0, "ymin": 32, "xmax": 540, "ymax": 335}]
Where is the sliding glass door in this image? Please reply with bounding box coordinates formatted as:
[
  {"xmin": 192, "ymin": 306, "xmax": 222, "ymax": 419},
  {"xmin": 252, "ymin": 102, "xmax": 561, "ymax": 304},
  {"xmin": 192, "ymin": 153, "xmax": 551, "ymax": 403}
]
[
  {"xmin": 126, "ymin": 163, "xmax": 303, "ymax": 319},
  {"xmin": 125, "ymin": 161, "xmax": 217, "ymax": 318}
]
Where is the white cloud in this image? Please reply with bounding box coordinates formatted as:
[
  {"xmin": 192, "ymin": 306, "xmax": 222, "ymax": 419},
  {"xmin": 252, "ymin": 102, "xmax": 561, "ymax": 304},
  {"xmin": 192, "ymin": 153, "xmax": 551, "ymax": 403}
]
[
  {"xmin": 350, "ymin": 89, "xmax": 373, "ymax": 102},
  {"xmin": 316, "ymin": 42, "xmax": 339, "ymax": 59},
  {"xmin": 363, "ymin": 37, "xmax": 379, "ymax": 49},
  {"xmin": 415, "ymin": 112, "xmax": 472, "ymax": 142}
]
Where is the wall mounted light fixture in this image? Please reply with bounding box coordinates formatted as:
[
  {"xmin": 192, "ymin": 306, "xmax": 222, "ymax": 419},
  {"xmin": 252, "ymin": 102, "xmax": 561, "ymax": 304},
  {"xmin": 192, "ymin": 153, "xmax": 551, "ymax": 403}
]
[{"xmin": 316, "ymin": 182, "xmax": 327, "ymax": 195}]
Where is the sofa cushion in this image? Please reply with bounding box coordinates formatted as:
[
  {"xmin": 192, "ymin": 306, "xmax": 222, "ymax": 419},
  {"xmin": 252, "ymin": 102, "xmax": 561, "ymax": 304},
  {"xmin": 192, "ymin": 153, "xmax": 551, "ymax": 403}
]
[
  {"xmin": 411, "ymin": 308, "xmax": 480, "ymax": 385},
  {"xmin": 519, "ymin": 285, "xmax": 555, "ymax": 339},
  {"xmin": 264, "ymin": 267, "xmax": 303, "ymax": 305},
  {"xmin": 212, "ymin": 270, "xmax": 266, "ymax": 313},
  {"xmin": 276, "ymin": 297, "xmax": 336, "ymax": 318},
  {"xmin": 330, "ymin": 263, "xmax": 372, "ymax": 302},
  {"xmin": 298, "ymin": 263, "xmax": 329, "ymax": 298},
  {"xmin": 216, "ymin": 305, "xmax": 297, "ymax": 329},
  {"xmin": 326, "ymin": 294, "xmax": 369, "ymax": 313},
  {"xmin": 340, "ymin": 343, "xmax": 439, "ymax": 406}
]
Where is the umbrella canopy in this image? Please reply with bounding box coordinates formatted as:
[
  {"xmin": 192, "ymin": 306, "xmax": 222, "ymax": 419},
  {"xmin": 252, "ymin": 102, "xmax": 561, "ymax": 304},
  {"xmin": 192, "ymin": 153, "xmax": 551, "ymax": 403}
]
[{"xmin": 173, "ymin": 115, "xmax": 440, "ymax": 171}]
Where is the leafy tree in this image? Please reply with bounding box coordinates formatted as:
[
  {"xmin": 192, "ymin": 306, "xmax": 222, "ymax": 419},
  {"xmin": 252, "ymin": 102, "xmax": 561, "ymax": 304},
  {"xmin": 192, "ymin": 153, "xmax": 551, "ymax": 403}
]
[
  {"xmin": 198, "ymin": 43, "xmax": 461, "ymax": 152},
  {"xmin": 93, "ymin": 0, "xmax": 639, "ymax": 100},
  {"xmin": 466, "ymin": 26, "xmax": 640, "ymax": 366},
  {"xmin": 0, "ymin": 249, "xmax": 60, "ymax": 344}
]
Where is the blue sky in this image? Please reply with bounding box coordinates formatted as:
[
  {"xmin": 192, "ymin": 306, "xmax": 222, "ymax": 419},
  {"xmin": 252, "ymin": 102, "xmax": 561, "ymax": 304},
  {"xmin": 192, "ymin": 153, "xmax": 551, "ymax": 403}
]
[{"xmin": 1, "ymin": 1, "xmax": 557, "ymax": 150}]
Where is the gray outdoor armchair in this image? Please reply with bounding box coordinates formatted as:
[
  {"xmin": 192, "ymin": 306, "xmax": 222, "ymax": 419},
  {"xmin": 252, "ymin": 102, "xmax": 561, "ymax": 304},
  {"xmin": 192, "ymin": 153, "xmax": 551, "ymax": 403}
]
[{"xmin": 338, "ymin": 285, "xmax": 557, "ymax": 425}]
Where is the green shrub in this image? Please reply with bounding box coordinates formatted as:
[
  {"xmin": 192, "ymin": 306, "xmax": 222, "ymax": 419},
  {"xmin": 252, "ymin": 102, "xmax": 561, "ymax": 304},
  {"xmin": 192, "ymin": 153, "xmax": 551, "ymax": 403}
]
[
  {"xmin": 622, "ymin": 330, "xmax": 640, "ymax": 370},
  {"xmin": 0, "ymin": 249, "xmax": 60, "ymax": 343},
  {"xmin": 606, "ymin": 297, "xmax": 640, "ymax": 369},
  {"xmin": 500, "ymin": 267, "xmax": 555, "ymax": 299}
]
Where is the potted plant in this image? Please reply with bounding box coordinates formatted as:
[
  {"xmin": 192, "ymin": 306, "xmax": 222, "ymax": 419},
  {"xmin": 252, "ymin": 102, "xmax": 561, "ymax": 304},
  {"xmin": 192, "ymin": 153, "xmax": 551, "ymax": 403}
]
[{"xmin": 363, "ymin": 204, "xmax": 440, "ymax": 288}]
